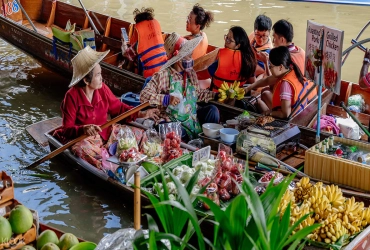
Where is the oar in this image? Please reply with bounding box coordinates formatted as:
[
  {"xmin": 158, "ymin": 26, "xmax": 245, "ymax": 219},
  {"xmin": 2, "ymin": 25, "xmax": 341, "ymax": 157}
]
[
  {"xmin": 77, "ymin": 0, "xmax": 101, "ymax": 35},
  {"xmin": 340, "ymin": 101, "xmax": 370, "ymax": 138},
  {"xmin": 26, "ymin": 101, "xmax": 149, "ymax": 169}
]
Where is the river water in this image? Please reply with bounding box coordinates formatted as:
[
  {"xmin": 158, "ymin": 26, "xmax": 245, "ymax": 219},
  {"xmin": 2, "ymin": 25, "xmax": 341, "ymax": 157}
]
[{"xmin": 0, "ymin": 0, "xmax": 368, "ymax": 242}]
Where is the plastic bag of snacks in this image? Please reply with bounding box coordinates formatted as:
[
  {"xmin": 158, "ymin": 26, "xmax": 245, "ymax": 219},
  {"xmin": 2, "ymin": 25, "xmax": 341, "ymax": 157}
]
[
  {"xmin": 140, "ymin": 129, "xmax": 163, "ymax": 158},
  {"xmin": 159, "ymin": 122, "xmax": 182, "ymax": 163},
  {"xmin": 116, "ymin": 126, "xmax": 138, "ymax": 157}
]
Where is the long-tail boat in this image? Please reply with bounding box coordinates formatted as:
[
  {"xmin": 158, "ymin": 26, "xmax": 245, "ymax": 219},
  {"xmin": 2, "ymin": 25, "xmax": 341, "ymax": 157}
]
[
  {"xmin": 1, "ymin": 0, "xmax": 354, "ymax": 129},
  {"xmin": 0, "ymin": 0, "xmax": 145, "ymax": 96}
]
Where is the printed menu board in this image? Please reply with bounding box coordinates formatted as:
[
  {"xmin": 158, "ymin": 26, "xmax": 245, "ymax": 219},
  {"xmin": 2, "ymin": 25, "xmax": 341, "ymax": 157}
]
[{"xmin": 305, "ymin": 20, "xmax": 344, "ymax": 95}]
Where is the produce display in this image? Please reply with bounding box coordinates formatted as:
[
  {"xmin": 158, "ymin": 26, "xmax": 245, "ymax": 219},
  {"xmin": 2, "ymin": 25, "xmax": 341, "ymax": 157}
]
[
  {"xmin": 198, "ymin": 150, "xmax": 244, "ymax": 209},
  {"xmin": 140, "ymin": 129, "xmax": 163, "ymax": 158},
  {"xmin": 116, "ymin": 127, "xmax": 138, "ymax": 157},
  {"xmin": 218, "ymin": 81, "xmax": 245, "ymax": 102},
  {"xmin": 0, "ymin": 205, "xmax": 33, "ymax": 244},
  {"xmin": 162, "ymin": 131, "xmax": 182, "ymax": 163},
  {"xmin": 258, "ymin": 171, "xmax": 284, "ymax": 186},
  {"xmin": 118, "ymin": 147, "xmax": 142, "ymax": 163},
  {"xmin": 279, "ymin": 177, "xmax": 370, "ymax": 245},
  {"xmin": 152, "ymin": 159, "xmax": 216, "ymax": 200}
]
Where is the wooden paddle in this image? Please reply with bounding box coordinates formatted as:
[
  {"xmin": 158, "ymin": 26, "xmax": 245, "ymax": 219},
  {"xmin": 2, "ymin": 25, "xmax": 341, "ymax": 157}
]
[{"xmin": 26, "ymin": 101, "xmax": 150, "ymax": 170}]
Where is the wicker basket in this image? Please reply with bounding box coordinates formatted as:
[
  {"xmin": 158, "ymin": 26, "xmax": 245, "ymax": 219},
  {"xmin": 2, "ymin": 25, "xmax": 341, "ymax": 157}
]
[
  {"xmin": 305, "ymin": 137, "xmax": 370, "ymax": 191},
  {"xmin": 0, "ymin": 172, "xmax": 37, "ymax": 249}
]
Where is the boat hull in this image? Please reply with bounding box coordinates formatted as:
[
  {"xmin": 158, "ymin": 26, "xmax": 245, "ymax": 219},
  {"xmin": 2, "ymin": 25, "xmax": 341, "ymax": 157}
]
[{"xmin": 0, "ymin": 10, "xmax": 144, "ymax": 96}]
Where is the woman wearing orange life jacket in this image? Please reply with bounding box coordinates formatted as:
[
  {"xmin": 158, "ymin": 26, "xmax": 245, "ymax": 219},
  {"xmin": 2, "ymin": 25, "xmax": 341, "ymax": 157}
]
[
  {"xmin": 122, "ymin": 8, "xmax": 167, "ymax": 79},
  {"xmin": 197, "ymin": 26, "xmax": 256, "ymax": 92},
  {"xmin": 258, "ymin": 46, "xmax": 317, "ymax": 119},
  {"xmin": 184, "ymin": 4, "xmax": 214, "ymax": 60}
]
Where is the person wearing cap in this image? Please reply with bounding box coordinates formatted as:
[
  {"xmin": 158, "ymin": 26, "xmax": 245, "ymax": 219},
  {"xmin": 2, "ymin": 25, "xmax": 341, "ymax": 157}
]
[
  {"xmin": 140, "ymin": 32, "xmax": 219, "ymax": 141},
  {"xmin": 184, "ymin": 4, "xmax": 214, "ymax": 60},
  {"xmin": 121, "ymin": 7, "xmax": 167, "ymax": 79},
  {"xmin": 359, "ymin": 49, "xmax": 370, "ymax": 89},
  {"xmin": 53, "ymin": 46, "xmax": 159, "ymax": 168}
]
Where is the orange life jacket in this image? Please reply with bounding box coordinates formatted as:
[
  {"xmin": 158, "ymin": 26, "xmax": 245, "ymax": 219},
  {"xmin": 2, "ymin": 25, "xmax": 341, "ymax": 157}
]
[
  {"xmin": 192, "ymin": 32, "xmax": 208, "ymax": 60},
  {"xmin": 211, "ymin": 48, "xmax": 246, "ymax": 92},
  {"xmin": 290, "ymin": 46, "xmax": 305, "ymax": 74},
  {"xmin": 136, "ymin": 20, "xmax": 167, "ymax": 78},
  {"xmin": 272, "ymin": 70, "xmax": 317, "ymax": 116}
]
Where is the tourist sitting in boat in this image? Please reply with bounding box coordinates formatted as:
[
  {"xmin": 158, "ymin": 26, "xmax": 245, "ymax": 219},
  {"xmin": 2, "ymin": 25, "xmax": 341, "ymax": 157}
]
[
  {"xmin": 184, "ymin": 4, "xmax": 214, "ymax": 60},
  {"xmin": 140, "ymin": 32, "xmax": 219, "ymax": 141},
  {"xmin": 244, "ymin": 46, "xmax": 317, "ymax": 119},
  {"xmin": 196, "ymin": 26, "xmax": 257, "ymax": 92},
  {"xmin": 249, "ymin": 14, "xmax": 273, "ymax": 78},
  {"xmin": 121, "ymin": 7, "xmax": 167, "ymax": 79},
  {"xmin": 359, "ymin": 49, "xmax": 370, "ymax": 89},
  {"xmin": 271, "ymin": 19, "xmax": 306, "ymax": 74},
  {"xmin": 53, "ymin": 46, "xmax": 160, "ymax": 168}
]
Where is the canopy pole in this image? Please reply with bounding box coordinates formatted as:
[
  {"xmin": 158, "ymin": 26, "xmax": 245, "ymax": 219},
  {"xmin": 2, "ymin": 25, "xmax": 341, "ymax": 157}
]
[
  {"xmin": 13, "ymin": 0, "xmax": 37, "ymax": 33},
  {"xmin": 134, "ymin": 171, "xmax": 141, "ymax": 230},
  {"xmin": 315, "ymin": 28, "xmax": 325, "ymax": 144},
  {"xmin": 342, "ymin": 21, "xmax": 370, "ymax": 65},
  {"xmin": 77, "ymin": 0, "xmax": 101, "ymax": 35}
]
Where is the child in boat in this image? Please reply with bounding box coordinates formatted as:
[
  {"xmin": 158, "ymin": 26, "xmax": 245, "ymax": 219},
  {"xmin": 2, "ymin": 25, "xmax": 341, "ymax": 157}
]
[
  {"xmin": 53, "ymin": 46, "xmax": 159, "ymax": 168},
  {"xmin": 359, "ymin": 49, "xmax": 370, "ymax": 89},
  {"xmin": 248, "ymin": 14, "xmax": 273, "ymax": 79},
  {"xmin": 121, "ymin": 7, "xmax": 167, "ymax": 79},
  {"xmin": 196, "ymin": 26, "xmax": 257, "ymax": 92},
  {"xmin": 184, "ymin": 4, "xmax": 214, "ymax": 60},
  {"xmin": 245, "ymin": 46, "xmax": 317, "ymax": 119},
  {"xmin": 140, "ymin": 32, "xmax": 219, "ymax": 142}
]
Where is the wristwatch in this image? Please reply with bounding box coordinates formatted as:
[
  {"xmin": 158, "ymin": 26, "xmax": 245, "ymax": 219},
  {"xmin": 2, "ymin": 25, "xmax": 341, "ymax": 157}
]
[{"xmin": 364, "ymin": 58, "xmax": 370, "ymax": 64}]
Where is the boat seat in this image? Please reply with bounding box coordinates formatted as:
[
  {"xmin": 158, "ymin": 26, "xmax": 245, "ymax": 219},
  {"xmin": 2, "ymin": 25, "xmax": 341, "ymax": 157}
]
[{"xmin": 22, "ymin": 20, "xmax": 53, "ymax": 39}]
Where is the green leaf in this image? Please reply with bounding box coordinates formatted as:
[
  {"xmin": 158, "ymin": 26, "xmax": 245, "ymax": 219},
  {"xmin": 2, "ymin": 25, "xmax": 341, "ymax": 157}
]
[
  {"xmin": 184, "ymin": 168, "xmax": 201, "ymax": 200},
  {"xmin": 149, "ymin": 230, "xmax": 158, "ymax": 250},
  {"xmin": 224, "ymin": 195, "xmax": 248, "ymax": 249},
  {"xmin": 146, "ymin": 213, "xmax": 159, "ymax": 232},
  {"xmin": 239, "ymin": 176, "xmax": 269, "ymax": 249},
  {"xmin": 278, "ymin": 202, "xmax": 292, "ymax": 244},
  {"xmin": 162, "ymin": 170, "xmax": 206, "ymax": 250}
]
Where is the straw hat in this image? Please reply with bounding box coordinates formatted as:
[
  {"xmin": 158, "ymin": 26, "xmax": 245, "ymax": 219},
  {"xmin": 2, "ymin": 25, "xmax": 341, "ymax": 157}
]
[
  {"xmin": 69, "ymin": 46, "xmax": 110, "ymax": 87},
  {"xmin": 160, "ymin": 32, "xmax": 203, "ymax": 70}
]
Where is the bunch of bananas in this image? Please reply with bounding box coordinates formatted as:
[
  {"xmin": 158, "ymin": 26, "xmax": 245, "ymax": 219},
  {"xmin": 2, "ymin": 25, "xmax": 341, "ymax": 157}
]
[
  {"xmin": 279, "ymin": 177, "xmax": 370, "ymax": 245},
  {"xmin": 218, "ymin": 81, "xmax": 245, "ymax": 102},
  {"xmin": 293, "ymin": 177, "xmax": 312, "ymax": 203}
]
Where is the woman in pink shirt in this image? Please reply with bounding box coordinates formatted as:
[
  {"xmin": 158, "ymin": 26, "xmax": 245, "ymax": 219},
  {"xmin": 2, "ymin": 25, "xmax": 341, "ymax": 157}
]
[{"xmin": 54, "ymin": 46, "xmax": 159, "ymax": 168}]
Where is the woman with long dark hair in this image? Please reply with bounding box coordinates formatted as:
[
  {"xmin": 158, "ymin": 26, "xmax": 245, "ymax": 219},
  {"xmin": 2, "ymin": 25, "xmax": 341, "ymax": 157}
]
[
  {"xmin": 254, "ymin": 46, "xmax": 317, "ymax": 119},
  {"xmin": 197, "ymin": 26, "xmax": 257, "ymax": 92}
]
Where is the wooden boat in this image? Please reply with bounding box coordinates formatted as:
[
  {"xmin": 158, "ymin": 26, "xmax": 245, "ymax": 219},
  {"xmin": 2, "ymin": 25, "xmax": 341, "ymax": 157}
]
[
  {"xmin": 44, "ymin": 124, "xmax": 152, "ymax": 205},
  {"xmin": 39, "ymin": 223, "xmax": 85, "ymax": 242},
  {"xmin": 0, "ymin": 0, "xmax": 145, "ymax": 96}
]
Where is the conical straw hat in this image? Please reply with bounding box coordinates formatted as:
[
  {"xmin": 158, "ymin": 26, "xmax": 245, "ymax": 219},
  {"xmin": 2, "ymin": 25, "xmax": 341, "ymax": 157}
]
[
  {"xmin": 69, "ymin": 46, "xmax": 110, "ymax": 87},
  {"xmin": 160, "ymin": 32, "xmax": 203, "ymax": 71}
]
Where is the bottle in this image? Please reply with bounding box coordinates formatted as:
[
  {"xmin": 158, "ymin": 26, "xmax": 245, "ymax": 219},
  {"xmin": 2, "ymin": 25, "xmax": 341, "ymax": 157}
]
[
  {"xmin": 116, "ymin": 167, "xmax": 126, "ymax": 184},
  {"xmin": 315, "ymin": 145, "xmax": 320, "ymax": 152},
  {"xmin": 321, "ymin": 144, "xmax": 327, "ymax": 154}
]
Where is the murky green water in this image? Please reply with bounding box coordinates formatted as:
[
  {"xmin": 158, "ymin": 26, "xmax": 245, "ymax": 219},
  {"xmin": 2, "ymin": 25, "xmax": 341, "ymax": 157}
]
[{"xmin": 0, "ymin": 0, "xmax": 368, "ymax": 242}]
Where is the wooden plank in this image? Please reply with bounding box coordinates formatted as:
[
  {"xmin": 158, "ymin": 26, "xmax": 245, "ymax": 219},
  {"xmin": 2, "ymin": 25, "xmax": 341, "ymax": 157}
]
[
  {"xmin": 26, "ymin": 117, "xmax": 62, "ymax": 148},
  {"xmin": 326, "ymin": 104, "xmax": 370, "ymax": 127}
]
